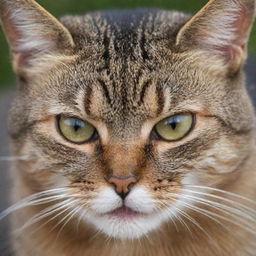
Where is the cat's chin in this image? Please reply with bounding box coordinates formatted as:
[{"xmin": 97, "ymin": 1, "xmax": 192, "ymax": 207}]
[
  {"xmin": 83, "ymin": 209, "xmax": 164, "ymax": 240},
  {"xmin": 78, "ymin": 186, "xmax": 176, "ymax": 239}
]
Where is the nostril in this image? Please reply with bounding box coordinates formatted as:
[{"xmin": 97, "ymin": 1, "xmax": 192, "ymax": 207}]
[
  {"xmin": 127, "ymin": 182, "xmax": 135, "ymax": 191},
  {"xmin": 110, "ymin": 181, "xmax": 117, "ymax": 190}
]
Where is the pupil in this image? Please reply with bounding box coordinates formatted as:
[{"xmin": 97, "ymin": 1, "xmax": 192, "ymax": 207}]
[
  {"xmin": 74, "ymin": 123, "xmax": 80, "ymax": 132},
  {"xmin": 170, "ymin": 121, "xmax": 177, "ymax": 130},
  {"xmin": 71, "ymin": 119, "xmax": 83, "ymax": 132},
  {"xmin": 169, "ymin": 120, "xmax": 177, "ymax": 130},
  {"xmin": 167, "ymin": 116, "xmax": 179, "ymax": 130}
]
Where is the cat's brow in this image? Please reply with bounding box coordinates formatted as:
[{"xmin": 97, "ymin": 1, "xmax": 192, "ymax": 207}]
[{"xmin": 209, "ymin": 115, "xmax": 253, "ymax": 135}]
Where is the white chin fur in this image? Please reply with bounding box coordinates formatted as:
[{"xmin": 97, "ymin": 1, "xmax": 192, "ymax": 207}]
[
  {"xmin": 81, "ymin": 185, "xmax": 193, "ymax": 240},
  {"xmin": 82, "ymin": 186, "xmax": 163, "ymax": 239},
  {"xmin": 84, "ymin": 211, "xmax": 164, "ymax": 239}
]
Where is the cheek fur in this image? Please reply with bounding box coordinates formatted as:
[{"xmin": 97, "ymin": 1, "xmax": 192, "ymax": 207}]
[
  {"xmin": 125, "ymin": 186, "xmax": 156, "ymax": 214},
  {"xmin": 196, "ymin": 136, "xmax": 251, "ymax": 174},
  {"xmin": 89, "ymin": 186, "xmax": 122, "ymax": 214}
]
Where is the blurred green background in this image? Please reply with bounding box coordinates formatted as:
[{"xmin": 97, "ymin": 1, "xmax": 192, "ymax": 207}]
[{"xmin": 0, "ymin": 0, "xmax": 255, "ymax": 91}]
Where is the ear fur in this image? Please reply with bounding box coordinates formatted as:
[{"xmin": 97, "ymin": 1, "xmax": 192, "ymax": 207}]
[
  {"xmin": 176, "ymin": 0, "xmax": 255, "ymax": 74},
  {"xmin": 0, "ymin": 0, "xmax": 75, "ymax": 76}
]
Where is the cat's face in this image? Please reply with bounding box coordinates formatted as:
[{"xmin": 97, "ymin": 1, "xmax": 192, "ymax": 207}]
[{"xmin": 1, "ymin": 0, "xmax": 255, "ymax": 239}]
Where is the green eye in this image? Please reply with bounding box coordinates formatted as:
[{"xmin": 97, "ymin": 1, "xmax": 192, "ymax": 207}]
[
  {"xmin": 57, "ymin": 115, "xmax": 96, "ymax": 144},
  {"xmin": 154, "ymin": 113, "xmax": 194, "ymax": 141}
]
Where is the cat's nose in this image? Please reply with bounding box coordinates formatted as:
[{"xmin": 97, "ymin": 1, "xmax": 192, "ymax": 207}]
[{"xmin": 107, "ymin": 175, "xmax": 138, "ymax": 200}]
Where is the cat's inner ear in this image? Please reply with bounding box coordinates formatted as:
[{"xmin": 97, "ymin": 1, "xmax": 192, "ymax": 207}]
[
  {"xmin": 176, "ymin": 0, "xmax": 255, "ymax": 74},
  {"xmin": 0, "ymin": 0, "xmax": 75, "ymax": 76}
]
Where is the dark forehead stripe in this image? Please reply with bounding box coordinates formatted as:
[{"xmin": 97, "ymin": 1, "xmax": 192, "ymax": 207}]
[
  {"xmin": 97, "ymin": 78, "xmax": 112, "ymax": 105},
  {"xmin": 84, "ymin": 85, "xmax": 93, "ymax": 116},
  {"xmin": 139, "ymin": 19, "xmax": 150, "ymax": 61},
  {"xmin": 156, "ymin": 84, "xmax": 165, "ymax": 115},
  {"xmin": 99, "ymin": 9, "xmax": 157, "ymax": 58},
  {"xmin": 61, "ymin": 9, "xmax": 191, "ymax": 122}
]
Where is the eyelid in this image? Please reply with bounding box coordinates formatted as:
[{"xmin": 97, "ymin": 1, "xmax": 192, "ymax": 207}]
[
  {"xmin": 56, "ymin": 112, "xmax": 85, "ymax": 120},
  {"xmin": 162, "ymin": 102, "xmax": 206, "ymax": 116}
]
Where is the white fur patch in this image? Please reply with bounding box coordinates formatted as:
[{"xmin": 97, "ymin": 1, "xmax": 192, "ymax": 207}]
[
  {"xmin": 125, "ymin": 186, "xmax": 155, "ymax": 214},
  {"xmin": 84, "ymin": 210, "xmax": 164, "ymax": 239},
  {"xmin": 82, "ymin": 186, "xmax": 161, "ymax": 239},
  {"xmin": 81, "ymin": 186, "xmax": 190, "ymax": 239},
  {"xmin": 90, "ymin": 187, "xmax": 123, "ymax": 214}
]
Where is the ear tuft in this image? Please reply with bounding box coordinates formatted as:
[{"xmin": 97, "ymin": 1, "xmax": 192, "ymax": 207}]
[
  {"xmin": 0, "ymin": 0, "xmax": 75, "ymax": 76},
  {"xmin": 176, "ymin": 0, "xmax": 255, "ymax": 73}
]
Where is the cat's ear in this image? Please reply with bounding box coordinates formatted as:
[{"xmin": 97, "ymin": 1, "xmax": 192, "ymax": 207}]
[
  {"xmin": 176, "ymin": 0, "xmax": 255, "ymax": 74},
  {"xmin": 0, "ymin": 0, "xmax": 75, "ymax": 76}
]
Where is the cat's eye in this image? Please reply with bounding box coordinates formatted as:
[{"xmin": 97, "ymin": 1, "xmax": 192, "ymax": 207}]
[
  {"xmin": 154, "ymin": 113, "xmax": 194, "ymax": 141},
  {"xmin": 57, "ymin": 115, "xmax": 96, "ymax": 144}
]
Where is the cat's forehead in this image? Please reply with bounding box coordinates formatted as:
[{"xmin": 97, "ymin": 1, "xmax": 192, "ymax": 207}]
[
  {"xmin": 31, "ymin": 8, "xmax": 249, "ymax": 135},
  {"xmin": 61, "ymin": 9, "xmax": 190, "ymax": 52},
  {"xmin": 57, "ymin": 61, "xmax": 166, "ymax": 126},
  {"xmin": 54, "ymin": 10, "xmax": 192, "ymax": 123}
]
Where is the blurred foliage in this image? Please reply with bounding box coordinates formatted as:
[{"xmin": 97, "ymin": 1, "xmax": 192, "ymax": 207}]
[{"xmin": 0, "ymin": 0, "xmax": 255, "ymax": 90}]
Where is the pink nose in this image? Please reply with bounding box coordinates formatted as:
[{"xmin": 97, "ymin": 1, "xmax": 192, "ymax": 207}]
[{"xmin": 107, "ymin": 175, "xmax": 138, "ymax": 199}]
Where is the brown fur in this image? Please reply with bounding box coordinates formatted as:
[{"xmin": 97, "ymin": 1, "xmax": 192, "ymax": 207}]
[{"xmin": 0, "ymin": 0, "xmax": 256, "ymax": 255}]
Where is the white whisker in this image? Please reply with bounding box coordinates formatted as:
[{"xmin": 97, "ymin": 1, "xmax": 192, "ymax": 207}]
[
  {"xmin": 14, "ymin": 199, "xmax": 75, "ymax": 235},
  {"xmin": 0, "ymin": 188, "xmax": 71, "ymax": 220},
  {"xmin": 181, "ymin": 194, "xmax": 256, "ymax": 229},
  {"xmin": 155, "ymin": 203, "xmax": 179, "ymax": 232},
  {"xmin": 160, "ymin": 197, "xmax": 213, "ymax": 239},
  {"xmin": 0, "ymin": 156, "xmax": 30, "ymax": 161},
  {"xmin": 166, "ymin": 193, "xmax": 230, "ymax": 231},
  {"xmin": 40, "ymin": 201, "xmax": 80, "ymax": 236},
  {"xmin": 158, "ymin": 201, "xmax": 190, "ymax": 234},
  {"xmin": 173, "ymin": 204, "xmax": 209, "ymax": 237},
  {"xmin": 54, "ymin": 204, "xmax": 82, "ymax": 240},
  {"xmin": 182, "ymin": 188, "xmax": 256, "ymax": 217},
  {"xmin": 182, "ymin": 191, "xmax": 256, "ymax": 224},
  {"xmin": 185, "ymin": 185, "xmax": 256, "ymax": 205},
  {"xmin": 173, "ymin": 195, "xmax": 256, "ymax": 235},
  {"xmin": 76, "ymin": 202, "xmax": 89, "ymax": 231}
]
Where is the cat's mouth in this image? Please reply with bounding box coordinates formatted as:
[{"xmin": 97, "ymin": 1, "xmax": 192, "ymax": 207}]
[{"xmin": 107, "ymin": 206, "xmax": 144, "ymax": 219}]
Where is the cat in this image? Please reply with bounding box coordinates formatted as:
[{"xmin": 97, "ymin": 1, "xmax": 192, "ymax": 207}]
[{"xmin": 0, "ymin": 0, "xmax": 256, "ymax": 255}]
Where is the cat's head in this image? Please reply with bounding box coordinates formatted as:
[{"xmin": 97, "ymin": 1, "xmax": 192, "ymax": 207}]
[{"xmin": 1, "ymin": 0, "xmax": 255, "ymax": 239}]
